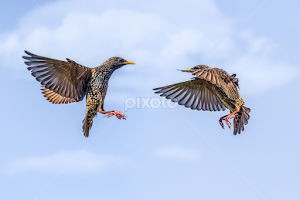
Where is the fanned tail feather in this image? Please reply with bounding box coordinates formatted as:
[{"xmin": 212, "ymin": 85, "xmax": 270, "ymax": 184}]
[{"xmin": 233, "ymin": 106, "xmax": 251, "ymax": 135}]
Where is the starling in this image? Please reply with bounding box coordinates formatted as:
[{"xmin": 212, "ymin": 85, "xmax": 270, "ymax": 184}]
[
  {"xmin": 24, "ymin": 51, "xmax": 135, "ymax": 137},
  {"xmin": 153, "ymin": 65, "xmax": 250, "ymax": 135}
]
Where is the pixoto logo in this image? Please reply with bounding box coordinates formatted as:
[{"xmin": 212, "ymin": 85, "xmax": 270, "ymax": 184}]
[{"xmin": 124, "ymin": 97, "xmax": 178, "ymax": 111}]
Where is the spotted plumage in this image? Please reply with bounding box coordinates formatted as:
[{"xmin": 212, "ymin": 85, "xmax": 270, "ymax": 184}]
[
  {"xmin": 24, "ymin": 51, "xmax": 135, "ymax": 137},
  {"xmin": 153, "ymin": 65, "xmax": 250, "ymax": 135}
]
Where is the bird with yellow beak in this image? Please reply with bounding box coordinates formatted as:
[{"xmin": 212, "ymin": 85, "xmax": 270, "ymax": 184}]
[
  {"xmin": 154, "ymin": 65, "xmax": 250, "ymax": 135},
  {"xmin": 24, "ymin": 51, "xmax": 135, "ymax": 137}
]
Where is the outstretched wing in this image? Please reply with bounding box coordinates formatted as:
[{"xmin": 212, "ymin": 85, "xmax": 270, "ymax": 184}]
[
  {"xmin": 192, "ymin": 68, "xmax": 240, "ymax": 101},
  {"xmin": 154, "ymin": 79, "xmax": 226, "ymax": 111},
  {"xmin": 24, "ymin": 51, "xmax": 94, "ymax": 103}
]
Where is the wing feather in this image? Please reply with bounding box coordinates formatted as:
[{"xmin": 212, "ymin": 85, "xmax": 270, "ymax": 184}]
[
  {"xmin": 154, "ymin": 79, "xmax": 226, "ymax": 112},
  {"xmin": 41, "ymin": 88, "xmax": 76, "ymax": 104},
  {"xmin": 24, "ymin": 51, "xmax": 93, "ymax": 104}
]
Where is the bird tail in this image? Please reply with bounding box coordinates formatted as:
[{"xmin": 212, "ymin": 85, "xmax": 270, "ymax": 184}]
[
  {"xmin": 82, "ymin": 105, "xmax": 97, "ymax": 137},
  {"xmin": 233, "ymin": 106, "xmax": 251, "ymax": 135}
]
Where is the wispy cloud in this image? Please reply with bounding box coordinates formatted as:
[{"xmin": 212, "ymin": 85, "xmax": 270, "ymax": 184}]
[
  {"xmin": 0, "ymin": 0, "xmax": 297, "ymax": 95},
  {"xmin": 4, "ymin": 150, "xmax": 128, "ymax": 175},
  {"xmin": 155, "ymin": 146, "xmax": 200, "ymax": 161}
]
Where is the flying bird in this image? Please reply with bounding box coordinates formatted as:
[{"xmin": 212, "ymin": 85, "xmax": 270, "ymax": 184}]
[
  {"xmin": 24, "ymin": 51, "xmax": 135, "ymax": 137},
  {"xmin": 153, "ymin": 65, "xmax": 250, "ymax": 135}
]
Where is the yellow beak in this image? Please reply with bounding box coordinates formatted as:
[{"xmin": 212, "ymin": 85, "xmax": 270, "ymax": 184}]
[
  {"xmin": 182, "ymin": 68, "xmax": 192, "ymax": 72},
  {"xmin": 124, "ymin": 61, "xmax": 135, "ymax": 65}
]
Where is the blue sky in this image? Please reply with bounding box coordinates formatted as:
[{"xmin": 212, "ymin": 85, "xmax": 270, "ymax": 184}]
[{"xmin": 1, "ymin": 0, "xmax": 300, "ymax": 199}]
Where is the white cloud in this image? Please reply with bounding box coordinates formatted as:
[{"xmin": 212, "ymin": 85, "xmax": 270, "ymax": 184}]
[
  {"xmin": 227, "ymin": 55, "xmax": 299, "ymax": 94},
  {"xmin": 4, "ymin": 150, "xmax": 128, "ymax": 175},
  {"xmin": 0, "ymin": 0, "xmax": 297, "ymax": 95},
  {"xmin": 155, "ymin": 146, "xmax": 200, "ymax": 161}
]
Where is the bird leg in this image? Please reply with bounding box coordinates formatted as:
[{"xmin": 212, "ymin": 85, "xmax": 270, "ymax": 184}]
[
  {"xmin": 219, "ymin": 110, "xmax": 239, "ymax": 129},
  {"xmin": 100, "ymin": 110, "xmax": 127, "ymax": 120}
]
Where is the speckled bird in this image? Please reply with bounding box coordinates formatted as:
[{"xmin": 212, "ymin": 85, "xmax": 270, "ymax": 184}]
[
  {"xmin": 153, "ymin": 65, "xmax": 250, "ymax": 135},
  {"xmin": 24, "ymin": 51, "xmax": 135, "ymax": 137}
]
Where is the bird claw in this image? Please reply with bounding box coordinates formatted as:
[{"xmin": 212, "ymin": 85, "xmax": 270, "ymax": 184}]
[
  {"xmin": 226, "ymin": 119, "xmax": 232, "ymax": 129},
  {"xmin": 225, "ymin": 114, "xmax": 236, "ymax": 129},
  {"xmin": 219, "ymin": 116, "xmax": 232, "ymax": 129},
  {"xmin": 219, "ymin": 119, "xmax": 225, "ymax": 129},
  {"xmin": 103, "ymin": 110, "xmax": 127, "ymax": 120},
  {"xmin": 219, "ymin": 110, "xmax": 239, "ymax": 130}
]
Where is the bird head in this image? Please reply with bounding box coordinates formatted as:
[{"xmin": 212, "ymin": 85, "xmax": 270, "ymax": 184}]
[{"xmin": 104, "ymin": 57, "xmax": 135, "ymax": 70}]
